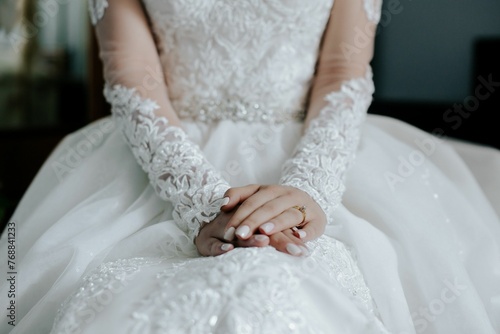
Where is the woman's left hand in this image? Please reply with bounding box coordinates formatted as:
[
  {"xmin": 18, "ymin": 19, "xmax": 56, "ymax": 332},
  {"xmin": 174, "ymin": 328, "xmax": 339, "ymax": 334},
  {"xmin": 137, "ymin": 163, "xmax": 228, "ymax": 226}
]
[{"xmin": 221, "ymin": 184, "xmax": 327, "ymax": 243}]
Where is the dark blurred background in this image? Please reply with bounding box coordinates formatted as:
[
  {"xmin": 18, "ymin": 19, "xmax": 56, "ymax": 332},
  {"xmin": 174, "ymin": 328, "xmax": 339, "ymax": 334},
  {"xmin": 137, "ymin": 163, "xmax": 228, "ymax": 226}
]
[{"xmin": 0, "ymin": 0, "xmax": 499, "ymax": 229}]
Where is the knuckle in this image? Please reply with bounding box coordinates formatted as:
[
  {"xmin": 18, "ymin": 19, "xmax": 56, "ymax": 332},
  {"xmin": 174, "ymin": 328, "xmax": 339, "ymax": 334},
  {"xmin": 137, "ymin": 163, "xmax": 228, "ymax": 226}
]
[
  {"xmin": 245, "ymin": 184, "xmax": 260, "ymax": 193},
  {"xmin": 241, "ymin": 195, "xmax": 258, "ymax": 208},
  {"xmin": 264, "ymin": 184, "xmax": 280, "ymax": 195},
  {"xmin": 266, "ymin": 201, "xmax": 281, "ymax": 213},
  {"xmin": 225, "ymin": 188, "xmax": 236, "ymax": 197},
  {"xmin": 243, "ymin": 216, "xmax": 260, "ymax": 228}
]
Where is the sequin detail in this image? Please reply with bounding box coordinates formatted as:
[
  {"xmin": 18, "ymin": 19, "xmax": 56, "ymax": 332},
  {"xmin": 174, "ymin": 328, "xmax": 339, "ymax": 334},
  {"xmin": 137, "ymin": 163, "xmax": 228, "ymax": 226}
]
[
  {"xmin": 177, "ymin": 98, "xmax": 305, "ymax": 123},
  {"xmin": 51, "ymin": 258, "xmax": 163, "ymax": 333},
  {"xmin": 141, "ymin": 0, "xmax": 335, "ymax": 121},
  {"xmin": 51, "ymin": 237, "xmax": 388, "ymax": 333}
]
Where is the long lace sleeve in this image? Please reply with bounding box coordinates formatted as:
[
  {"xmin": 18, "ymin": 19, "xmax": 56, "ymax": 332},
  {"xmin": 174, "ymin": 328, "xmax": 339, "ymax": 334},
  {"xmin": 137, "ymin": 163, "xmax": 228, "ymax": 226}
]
[
  {"xmin": 89, "ymin": 0, "xmax": 230, "ymax": 241},
  {"xmin": 280, "ymin": 0, "xmax": 382, "ymax": 220}
]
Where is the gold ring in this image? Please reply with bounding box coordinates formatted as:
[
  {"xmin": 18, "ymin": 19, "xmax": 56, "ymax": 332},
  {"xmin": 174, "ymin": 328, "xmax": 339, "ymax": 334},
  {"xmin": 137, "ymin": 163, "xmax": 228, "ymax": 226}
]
[{"xmin": 292, "ymin": 205, "xmax": 307, "ymax": 227}]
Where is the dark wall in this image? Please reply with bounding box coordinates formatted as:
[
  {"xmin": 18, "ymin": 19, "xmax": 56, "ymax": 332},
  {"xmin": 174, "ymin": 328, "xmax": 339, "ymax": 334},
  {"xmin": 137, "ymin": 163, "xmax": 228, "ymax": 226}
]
[
  {"xmin": 372, "ymin": 0, "xmax": 500, "ymax": 103},
  {"xmin": 369, "ymin": 0, "xmax": 500, "ymax": 149}
]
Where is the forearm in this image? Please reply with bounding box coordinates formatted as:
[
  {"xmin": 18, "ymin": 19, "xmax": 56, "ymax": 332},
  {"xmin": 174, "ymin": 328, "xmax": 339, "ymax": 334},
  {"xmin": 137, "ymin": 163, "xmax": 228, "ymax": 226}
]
[
  {"xmin": 91, "ymin": 0, "xmax": 230, "ymax": 241},
  {"xmin": 280, "ymin": 0, "xmax": 381, "ymax": 220},
  {"xmin": 104, "ymin": 84, "xmax": 229, "ymax": 233},
  {"xmin": 93, "ymin": 0, "xmax": 182, "ymax": 127},
  {"xmin": 280, "ymin": 69, "xmax": 374, "ymax": 218}
]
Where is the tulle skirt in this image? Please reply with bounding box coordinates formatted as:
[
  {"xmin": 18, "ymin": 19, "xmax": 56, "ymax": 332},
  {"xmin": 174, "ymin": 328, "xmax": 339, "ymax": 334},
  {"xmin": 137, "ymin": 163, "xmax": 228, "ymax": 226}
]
[{"xmin": 1, "ymin": 115, "xmax": 499, "ymax": 334}]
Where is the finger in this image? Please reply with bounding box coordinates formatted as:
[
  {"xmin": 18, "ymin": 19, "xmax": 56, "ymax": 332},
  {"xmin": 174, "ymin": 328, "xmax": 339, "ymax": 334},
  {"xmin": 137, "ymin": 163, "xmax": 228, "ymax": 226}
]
[
  {"xmin": 201, "ymin": 216, "xmax": 233, "ymax": 242},
  {"xmin": 235, "ymin": 234, "xmax": 270, "ymax": 248},
  {"xmin": 197, "ymin": 236, "xmax": 234, "ymax": 257},
  {"xmin": 295, "ymin": 218, "xmax": 326, "ymax": 243},
  {"xmin": 269, "ymin": 230, "xmax": 308, "ymax": 257},
  {"xmin": 233, "ymin": 194, "xmax": 292, "ymax": 240},
  {"xmin": 259, "ymin": 207, "xmax": 305, "ymax": 235},
  {"xmin": 236, "ymin": 193, "xmax": 307, "ymax": 239},
  {"xmin": 221, "ymin": 185, "xmax": 261, "ymax": 211},
  {"xmin": 291, "ymin": 227, "xmax": 307, "ymax": 240},
  {"xmin": 226, "ymin": 187, "xmax": 282, "ymax": 236}
]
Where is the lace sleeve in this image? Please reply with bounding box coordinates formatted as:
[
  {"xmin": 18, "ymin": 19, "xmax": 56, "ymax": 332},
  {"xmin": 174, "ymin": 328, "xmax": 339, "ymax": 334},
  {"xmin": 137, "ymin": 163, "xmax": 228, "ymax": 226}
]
[
  {"xmin": 89, "ymin": 0, "xmax": 229, "ymax": 241},
  {"xmin": 280, "ymin": 0, "xmax": 381, "ymax": 220}
]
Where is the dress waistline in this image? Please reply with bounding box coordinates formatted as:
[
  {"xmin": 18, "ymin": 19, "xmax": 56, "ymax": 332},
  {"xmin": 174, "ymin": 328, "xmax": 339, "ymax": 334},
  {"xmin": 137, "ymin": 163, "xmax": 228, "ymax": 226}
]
[{"xmin": 175, "ymin": 98, "xmax": 305, "ymax": 123}]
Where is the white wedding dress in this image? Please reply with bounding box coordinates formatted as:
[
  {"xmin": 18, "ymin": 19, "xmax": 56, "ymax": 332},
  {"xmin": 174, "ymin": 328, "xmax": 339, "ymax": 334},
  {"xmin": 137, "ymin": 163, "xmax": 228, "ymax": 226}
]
[{"xmin": 1, "ymin": 0, "xmax": 500, "ymax": 333}]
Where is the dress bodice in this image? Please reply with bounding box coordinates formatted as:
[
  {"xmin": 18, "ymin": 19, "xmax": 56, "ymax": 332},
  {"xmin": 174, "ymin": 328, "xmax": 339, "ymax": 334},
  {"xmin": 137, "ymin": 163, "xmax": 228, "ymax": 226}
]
[{"xmin": 141, "ymin": 0, "xmax": 334, "ymax": 122}]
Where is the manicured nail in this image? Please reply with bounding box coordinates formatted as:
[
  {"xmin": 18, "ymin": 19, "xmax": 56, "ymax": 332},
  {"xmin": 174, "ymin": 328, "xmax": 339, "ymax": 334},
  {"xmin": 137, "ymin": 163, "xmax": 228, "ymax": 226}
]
[
  {"xmin": 254, "ymin": 235, "xmax": 269, "ymax": 242},
  {"xmin": 297, "ymin": 230, "xmax": 307, "ymax": 239},
  {"xmin": 260, "ymin": 222, "xmax": 274, "ymax": 234},
  {"xmin": 221, "ymin": 197, "xmax": 230, "ymax": 206},
  {"xmin": 223, "ymin": 227, "xmax": 235, "ymax": 241},
  {"xmin": 286, "ymin": 243, "xmax": 302, "ymax": 256},
  {"xmin": 221, "ymin": 243, "xmax": 232, "ymax": 251},
  {"xmin": 235, "ymin": 225, "xmax": 251, "ymax": 239}
]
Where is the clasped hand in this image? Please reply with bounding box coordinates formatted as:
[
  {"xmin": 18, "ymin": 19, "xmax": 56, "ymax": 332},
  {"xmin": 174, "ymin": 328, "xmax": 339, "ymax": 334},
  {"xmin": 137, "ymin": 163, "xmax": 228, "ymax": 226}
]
[{"xmin": 195, "ymin": 184, "xmax": 327, "ymax": 257}]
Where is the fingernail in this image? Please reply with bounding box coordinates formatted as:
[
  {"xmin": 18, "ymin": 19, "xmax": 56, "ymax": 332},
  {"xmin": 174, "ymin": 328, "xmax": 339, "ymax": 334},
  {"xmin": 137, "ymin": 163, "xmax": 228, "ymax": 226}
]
[
  {"xmin": 286, "ymin": 243, "xmax": 302, "ymax": 256},
  {"xmin": 299, "ymin": 246, "xmax": 310, "ymax": 256},
  {"xmin": 221, "ymin": 243, "xmax": 232, "ymax": 251},
  {"xmin": 221, "ymin": 197, "xmax": 230, "ymax": 206},
  {"xmin": 223, "ymin": 227, "xmax": 235, "ymax": 241},
  {"xmin": 260, "ymin": 222, "xmax": 274, "ymax": 234},
  {"xmin": 254, "ymin": 235, "xmax": 269, "ymax": 242},
  {"xmin": 297, "ymin": 230, "xmax": 307, "ymax": 239},
  {"xmin": 235, "ymin": 225, "xmax": 250, "ymax": 239}
]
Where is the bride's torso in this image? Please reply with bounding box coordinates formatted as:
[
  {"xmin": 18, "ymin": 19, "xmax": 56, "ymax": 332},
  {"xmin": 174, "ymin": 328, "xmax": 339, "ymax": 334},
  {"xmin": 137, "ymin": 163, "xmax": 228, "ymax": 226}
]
[{"xmin": 141, "ymin": 0, "xmax": 334, "ymax": 122}]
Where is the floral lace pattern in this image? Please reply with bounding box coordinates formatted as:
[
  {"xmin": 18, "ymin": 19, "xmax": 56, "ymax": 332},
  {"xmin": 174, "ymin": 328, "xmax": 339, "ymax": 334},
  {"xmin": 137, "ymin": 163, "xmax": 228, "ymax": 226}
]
[
  {"xmin": 104, "ymin": 84, "xmax": 230, "ymax": 241},
  {"xmin": 88, "ymin": 0, "xmax": 109, "ymax": 25},
  {"xmin": 280, "ymin": 69, "xmax": 375, "ymax": 221},
  {"xmin": 76, "ymin": 2, "xmax": 388, "ymax": 332},
  {"xmin": 88, "ymin": 0, "xmax": 381, "ymax": 28},
  {"xmin": 51, "ymin": 258, "xmax": 163, "ymax": 333},
  {"xmin": 141, "ymin": 0, "xmax": 335, "ymax": 123},
  {"xmin": 131, "ymin": 252, "xmax": 322, "ymax": 334},
  {"xmin": 51, "ymin": 237, "xmax": 388, "ymax": 333},
  {"xmin": 364, "ymin": 0, "xmax": 383, "ymax": 23}
]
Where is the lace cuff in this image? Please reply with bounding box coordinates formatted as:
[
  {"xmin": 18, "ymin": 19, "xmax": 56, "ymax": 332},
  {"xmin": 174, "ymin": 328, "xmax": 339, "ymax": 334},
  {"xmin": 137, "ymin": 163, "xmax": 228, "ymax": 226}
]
[
  {"xmin": 88, "ymin": 0, "xmax": 109, "ymax": 25},
  {"xmin": 104, "ymin": 84, "xmax": 230, "ymax": 241},
  {"xmin": 280, "ymin": 68, "xmax": 374, "ymax": 222}
]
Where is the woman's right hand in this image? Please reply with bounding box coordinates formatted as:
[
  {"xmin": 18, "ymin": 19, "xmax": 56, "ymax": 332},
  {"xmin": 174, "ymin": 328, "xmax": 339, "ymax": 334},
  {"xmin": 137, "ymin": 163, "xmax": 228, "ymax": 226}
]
[{"xmin": 195, "ymin": 207, "xmax": 308, "ymax": 257}]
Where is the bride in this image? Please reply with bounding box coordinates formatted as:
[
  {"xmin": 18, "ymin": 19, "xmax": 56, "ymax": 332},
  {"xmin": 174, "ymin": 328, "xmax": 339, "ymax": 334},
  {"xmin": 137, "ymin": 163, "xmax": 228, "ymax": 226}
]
[{"xmin": 1, "ymin": 0, "xmax": 499, "ymax": 333}]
